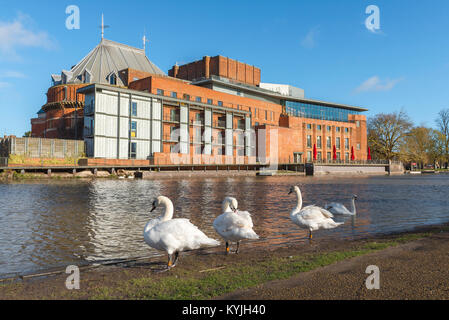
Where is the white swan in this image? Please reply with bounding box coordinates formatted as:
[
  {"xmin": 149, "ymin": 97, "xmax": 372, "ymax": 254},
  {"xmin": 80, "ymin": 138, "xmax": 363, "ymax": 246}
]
[
  {"xmin": 213, "ymin": 197, "xmax": 259, "ymax": 254},
  {"xmin": 143, "ymin": 196, "xmax": 220, "ymax": 269},
  {"xmin": 289, "ymin": 186, "xmax": 343, "ymax": 240},
  {"xmin": 324, "ymin": 195, "xmax": 358, "ymax": 216}
]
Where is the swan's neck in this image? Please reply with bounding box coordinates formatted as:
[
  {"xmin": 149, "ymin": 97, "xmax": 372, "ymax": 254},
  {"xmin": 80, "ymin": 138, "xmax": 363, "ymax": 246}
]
[
  {"xmin": 159, "ymin": 199, "xmax": 174, "ymax": 221},
  {"xmin": 293, "ymin": 189, "xmax": 303, "ymax": 213},
  {"xmin": 222, "ymin": 202, "xmax": 232, "ymax": 213},
  {"xmin": 222, "ymin": 197, "xmax": 236, "ymax": 213},
  {"xmin": 351, "ymin": 198, "xmax": 357, "ymax": 215}
]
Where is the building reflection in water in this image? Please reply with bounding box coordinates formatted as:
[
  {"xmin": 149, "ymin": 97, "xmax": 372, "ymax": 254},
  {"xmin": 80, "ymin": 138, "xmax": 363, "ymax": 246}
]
[{"xmin": 1, "ymin": 174, "xmax": 449, "ymax": 277}]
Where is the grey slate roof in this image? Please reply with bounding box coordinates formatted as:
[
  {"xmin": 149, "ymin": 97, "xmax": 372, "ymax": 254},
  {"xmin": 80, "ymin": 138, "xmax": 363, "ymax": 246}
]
[{"xmin": 62, "ymin": 39, "xmax": 165, "ymax": 86}]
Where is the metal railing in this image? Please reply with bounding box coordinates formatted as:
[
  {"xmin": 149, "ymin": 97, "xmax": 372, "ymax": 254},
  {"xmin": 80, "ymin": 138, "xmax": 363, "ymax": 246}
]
[
  {"xmin": 163, "ymin": 135, "xmax": 180, "ymax": 143},
  {"xmin": 163, "ymin": 114, "xmax": 180, "ymax": 122},
  {"xmin": 190, "ymin": 119, "xmax": 204, "ymax": 126},
  {"xmin": 309, "ymin": 159, "xmax": 389, "ymax": 165},
  {"xmin": 213, "ymin": 121, "xmax": 226, "ymax": 128}
]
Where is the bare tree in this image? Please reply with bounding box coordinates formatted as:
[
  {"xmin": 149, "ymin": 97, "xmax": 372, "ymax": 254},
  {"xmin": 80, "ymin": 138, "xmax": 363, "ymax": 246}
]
[
  {"xmin": 435, "ymin": 109, "xmax": 449, "ymax": 168},
  {"xmin": 368, "ymin": 110, "xmax": 413, "ymax": 160}
]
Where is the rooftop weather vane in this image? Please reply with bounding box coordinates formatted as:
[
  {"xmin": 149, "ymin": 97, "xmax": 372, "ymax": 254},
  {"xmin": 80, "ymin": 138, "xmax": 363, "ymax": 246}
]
[
  {"xmin": 99, "ymin": 13, "xmax": 110, "ymax": 39},
  {"xmin": 143, "ymin": 29, "xmax": 149, "ymax": 54}
]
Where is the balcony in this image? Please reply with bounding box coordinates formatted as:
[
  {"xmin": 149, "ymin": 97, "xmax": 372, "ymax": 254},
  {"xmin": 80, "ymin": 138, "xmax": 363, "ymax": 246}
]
[
  {"xmin": 191, "ymin": 136, "xmax": 204, "ymax": 144},
  {"xmin": 163, "ymin": 134, "xmax": 180, "ymax": 143},
  {"xmin": 213, "ymin": 120, "xmax": 226, "ymax": 128},
  {"xmin": 236, "ymin": 119, "xmax": 245, "ymax": 130},
  {"xmin": 163, "ymin": 114, "xmax": 180, "ymax": 123},
  {"xmin": 190, "ymin": 119, "xmax": 204, "ymax": 126}
]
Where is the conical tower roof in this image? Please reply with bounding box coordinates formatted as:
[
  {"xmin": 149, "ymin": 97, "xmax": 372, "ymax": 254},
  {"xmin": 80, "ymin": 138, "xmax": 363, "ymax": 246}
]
[{"xmin": 62, "ymin": 38, "xmax": 165, "ymax": 86}]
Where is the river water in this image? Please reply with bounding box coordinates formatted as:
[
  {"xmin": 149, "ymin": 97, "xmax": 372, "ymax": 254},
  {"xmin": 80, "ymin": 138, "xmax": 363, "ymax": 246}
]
[{"xmin": 0, "ymin": 174, "xmax": 448, "ymax": 278}]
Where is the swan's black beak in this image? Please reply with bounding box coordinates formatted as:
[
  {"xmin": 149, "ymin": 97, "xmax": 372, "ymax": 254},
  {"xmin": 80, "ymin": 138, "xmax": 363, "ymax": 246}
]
[
  {"xmin": 150, "ymin": 201, "xmax": 157, "ymax": 212},
  {"xmin": 230, "ymin": 204, "xmax": 237, "ymax": 212},
  {"xmin": 354, "ymin": 195, "xmax": 358, "ymax": 200},
  {"xmin": 288, "ymin": 188, "xmax": 293, "ymax": 195}
]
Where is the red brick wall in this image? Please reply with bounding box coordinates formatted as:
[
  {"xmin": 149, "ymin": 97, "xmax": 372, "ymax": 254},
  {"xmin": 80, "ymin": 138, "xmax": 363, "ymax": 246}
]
[
  {"xmin": 168, "ymin": 56, "xmax": 261, "ymax": 86},
  {"xmin": 46, "ymin": 84, "xmax": 88, "ymax": 103}
]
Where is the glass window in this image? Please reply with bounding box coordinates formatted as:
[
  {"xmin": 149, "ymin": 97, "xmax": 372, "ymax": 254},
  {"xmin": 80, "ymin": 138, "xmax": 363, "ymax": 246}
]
[
  {"xmin": 307, "ymin": 124, "xmax": 312, "ymax": 130},
  {"xmin": 336, "ymin": 137, "xmax": 341, "ymax": 150},
  {"xmin": 284, "ymin": 101, "xmax": 361, "ymax": 122},
  {"xmin": 218, "ymin": 101, "xmax": 223, "ymax": 107},
  {"xmin": 129, "ymin": 142, "xmax": 137, "ymax": 159},
  {"xmin": 170, "ymin": 109, "xmax": 179, "ymax": 122},
  {"xmin": 336, "ymin": 127, "xmax": 341, "ymax": 132},
  {"xmin": 327, "ymin": 152, "xmax": 331, "ymax": 160},
  {"xmin": 171, "ymin": 92, "xmax": 177, "ymax": 98},
  {"xmin": 194, "ymin": 145, "xmax": 203, "ymax": 155},
  {"xmin": 327, "ymin": 126, "xmax": 331, "ymax": 132},
  {"xmin": 345, "ymin": 152, "xmax": 350, "ymax": 161},
  {"xmin": 317, "ymin": 136, "xmax": 322, "ymax": 149},
  {"xmin": 326, "ymin": 136, "xmax": 331, "ymax": 148},
  {"xmin": 196, "ymin": 97, "xmax": 202, "ymax": 102},
  {"xmin": 307, "ymin": 135, "xmax": 312, "ymax": 148},
  {"xmin": 109, "ymin": 73, "xmax": 117, "ymax": 85},
  {"xmin": 337, "ymin": 152, "xmax": 341, "ymax": 160},
  {"xmin": 357, "ymin": 143, "xmax": 361, "ymax": 150},
  {"xmin": 265, "ymin": 110, "xmax": 268, "ymax": 120},
  {"xmin": 207, "ymin": 98, "xmax": 213, "ymax": 104},
  {"xmin": 307, "ymin": 151, "xmax": 312, "ymax": 162},
  {"xmin": 345, "ymin": 127, "xmax": 349, "ymax": 133},
  {"xmin": 356, "ymin": 121, "xmax": 360, "ymax": 127},
  {"xmin": 170, "ymin": 126, "xmax": 179, "ymax": 141},
  {"xmin": 183, "ymin": 94, "xmax": 190, "ymax": 101},
  {"xmin": 345, "ymin": 138, "xmax": 349, "ymax": 150},
  {"xmin": 317, "ymin": 125, "xmax": 321, "ymax": 131},
  {"xmin": 130, "ymin": 121, "xmax": 137, "ymax": 138},
  {"xmin": 157, "ymin": 89, "xmax": 164, "ymax": 96},
  {"xmin": 317, "ymin": 152, "xmax": 322, "ymax": 161},
  {"xmin": 131, "ymin": 102, "xmax": 137, "ymax": 117}
]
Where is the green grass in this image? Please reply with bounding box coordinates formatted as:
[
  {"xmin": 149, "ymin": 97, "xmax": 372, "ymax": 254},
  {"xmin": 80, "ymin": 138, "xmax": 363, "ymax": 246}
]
[{"xmin": 88, "ymin": 233, "xmax": 432, "ymax": 300}]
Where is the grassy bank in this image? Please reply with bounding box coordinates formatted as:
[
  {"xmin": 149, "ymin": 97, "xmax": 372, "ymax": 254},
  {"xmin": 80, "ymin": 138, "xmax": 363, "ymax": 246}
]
[
  {"xmin": 89, "ymin": 233, "xmax": 430, "ymax": 300},
  {"xmin": 0, "ymin": 231, "xmax": 435, "ymax": 300}
]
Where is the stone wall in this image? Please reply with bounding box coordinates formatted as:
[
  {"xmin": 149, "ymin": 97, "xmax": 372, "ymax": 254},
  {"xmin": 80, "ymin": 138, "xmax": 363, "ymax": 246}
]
[{"xmin": 313, "ymin": 164, "xmax": 388, "ymax": 176}]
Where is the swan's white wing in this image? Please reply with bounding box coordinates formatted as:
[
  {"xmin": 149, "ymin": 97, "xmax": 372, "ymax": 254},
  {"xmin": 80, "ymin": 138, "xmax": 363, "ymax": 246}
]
[
  {"xmin": 146, "ymin": 219, "xmax": 219, "ymax": 254},
  {"xmin": 213, "ymin": 211, "xmax": 258, "ymax": 241},
  {"xmin": 302, "ymin": 205, "xmax": 334, "ymax": 219},
  {"xmin": 325, "ymin": 202, "xmax": 352, "ymax": 215},
  {"xmin": 236, "ymin": 210, "xmax": 254, "ymax": 228}
]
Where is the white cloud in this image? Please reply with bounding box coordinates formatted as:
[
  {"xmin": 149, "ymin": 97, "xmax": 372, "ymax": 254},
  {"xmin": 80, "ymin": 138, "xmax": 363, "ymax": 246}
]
[
  {"xmin": 301, "ymin": 27, "xmax": 319, "ymax": 49},
  {"xmin": 0, "ymin": 82, "xmax": 11, "ymax": 89},
  {"xmin": 0, "ymin": 71, "xmax": 27, "ymax": 78},
  {"xmin": 0, "ymin": 13, "xmax": 55, "ymax": 59},
  {"xmin": 354, "ymin": 76, "xmax": 403, "ymax": 93}
]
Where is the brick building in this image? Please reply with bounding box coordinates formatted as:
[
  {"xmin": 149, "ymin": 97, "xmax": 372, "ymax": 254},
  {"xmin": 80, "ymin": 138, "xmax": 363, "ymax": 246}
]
[{"xmin": 30, "ymin": 38, "xmax": 368, "ymax": 164}]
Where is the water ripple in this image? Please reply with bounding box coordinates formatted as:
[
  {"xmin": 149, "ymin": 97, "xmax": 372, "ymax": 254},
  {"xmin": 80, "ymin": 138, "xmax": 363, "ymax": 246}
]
[{"xmin": 0, "ymin": 175, "xmax": 449, "ymax": 277}]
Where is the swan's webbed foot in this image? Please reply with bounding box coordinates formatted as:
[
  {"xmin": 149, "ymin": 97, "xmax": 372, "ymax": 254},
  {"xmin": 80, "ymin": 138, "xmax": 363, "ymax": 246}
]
[{"xmin": 308, "ymin": 231, "xmax": 313, "ymax": 243}]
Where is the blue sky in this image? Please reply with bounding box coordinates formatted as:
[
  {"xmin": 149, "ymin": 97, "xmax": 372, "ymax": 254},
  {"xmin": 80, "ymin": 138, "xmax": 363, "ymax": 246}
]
[{"xmin": 1, "ymin": 0, "xmax": 449, "ymax": 136}]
